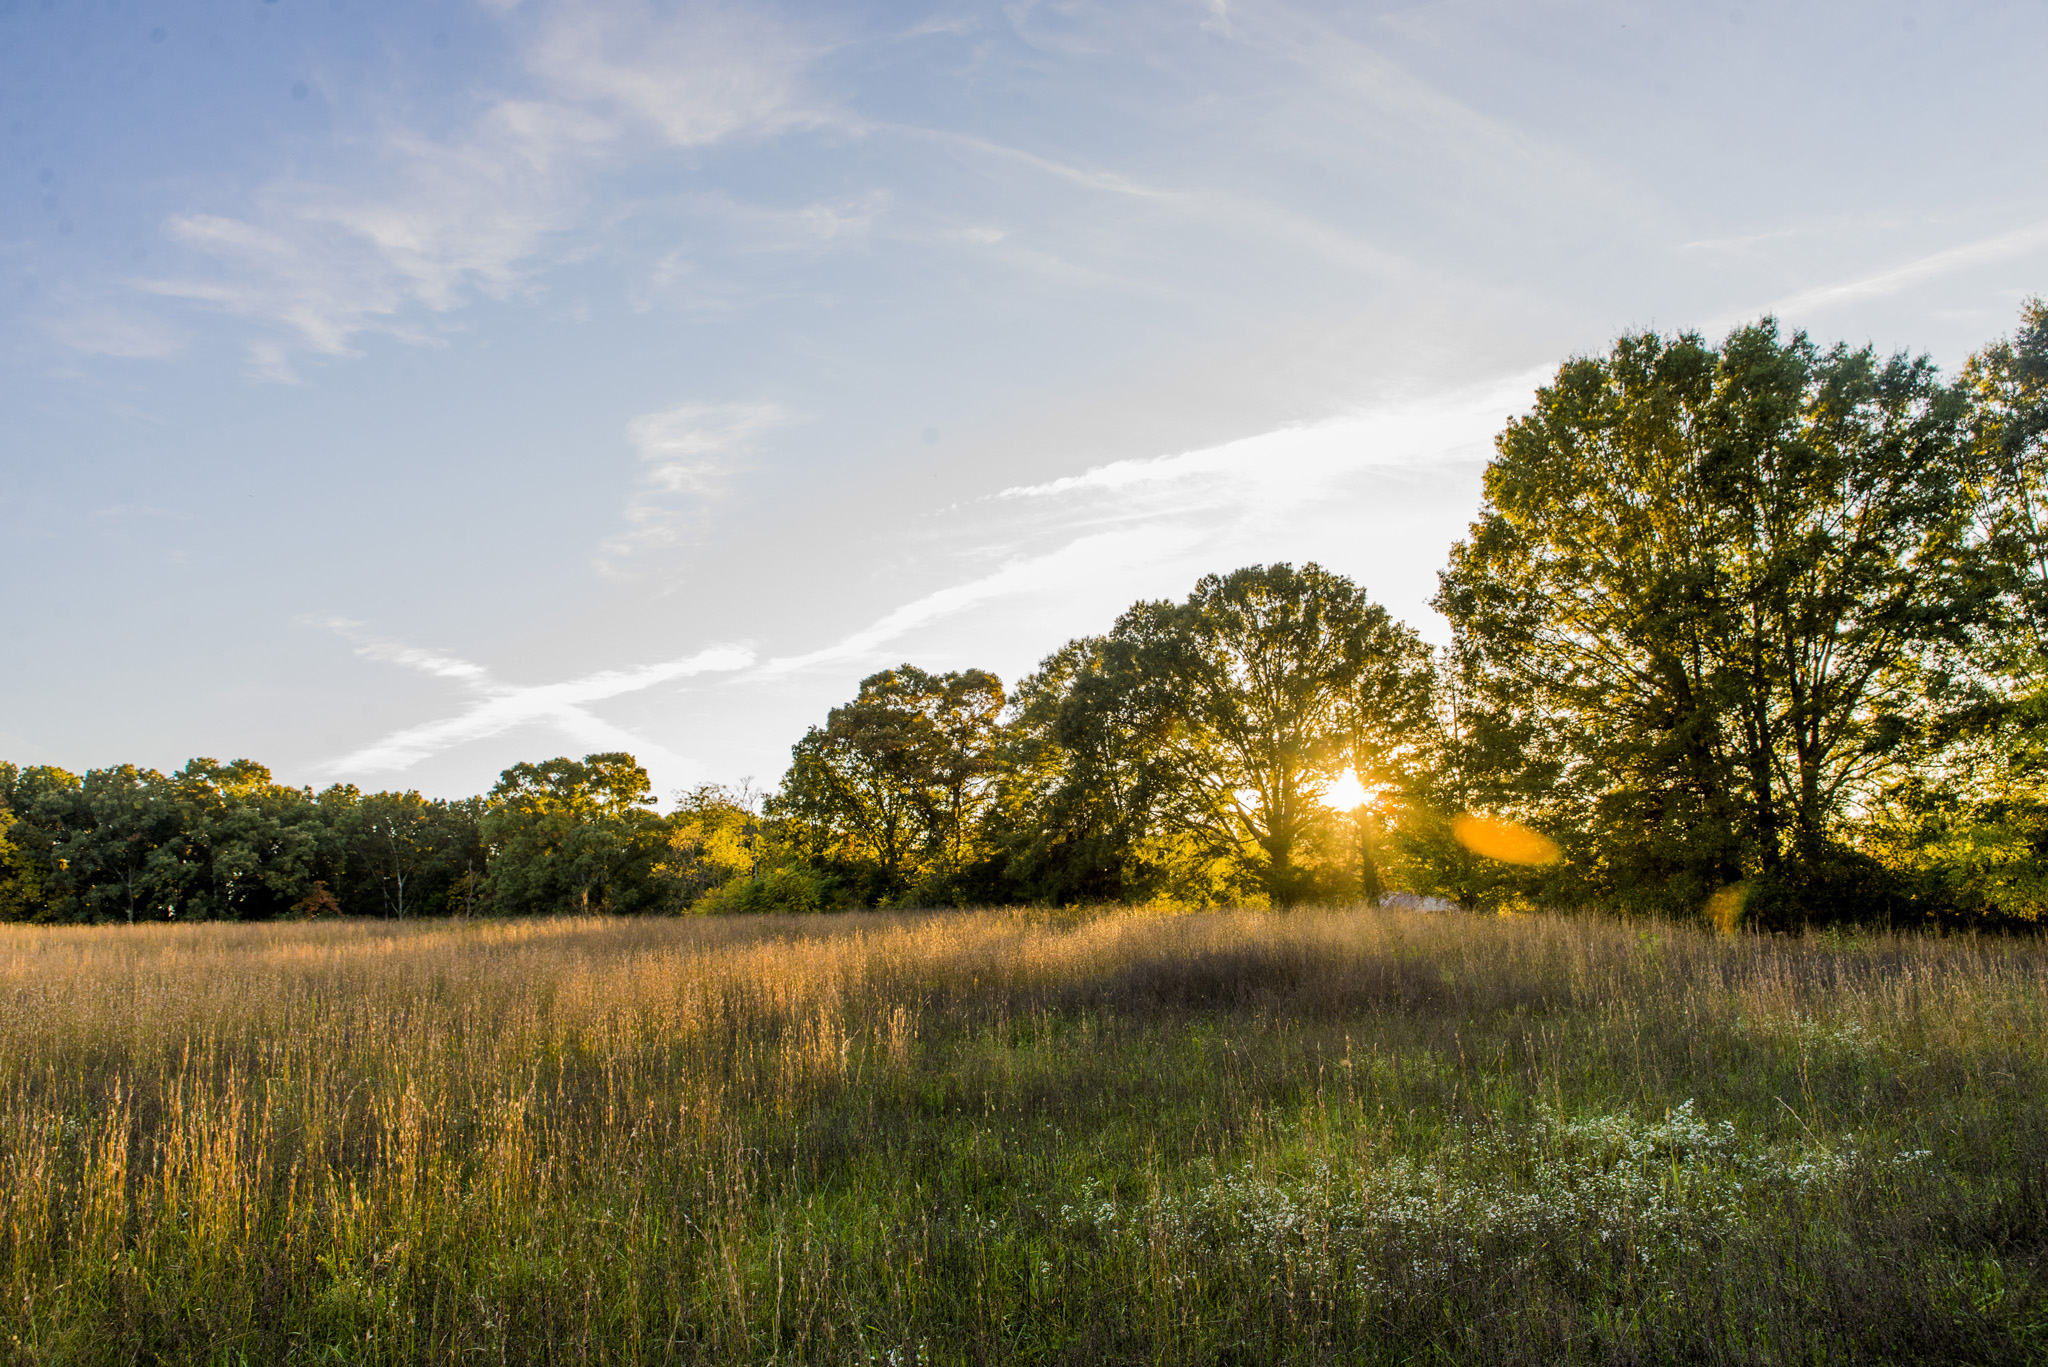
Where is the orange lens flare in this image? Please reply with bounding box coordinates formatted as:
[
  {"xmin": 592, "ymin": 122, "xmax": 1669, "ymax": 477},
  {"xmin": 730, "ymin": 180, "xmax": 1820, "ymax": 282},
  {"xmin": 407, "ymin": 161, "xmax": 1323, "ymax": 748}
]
[{"xmin": 1451, "ymin": 814, "xmax": 1560, "ymax": 866}]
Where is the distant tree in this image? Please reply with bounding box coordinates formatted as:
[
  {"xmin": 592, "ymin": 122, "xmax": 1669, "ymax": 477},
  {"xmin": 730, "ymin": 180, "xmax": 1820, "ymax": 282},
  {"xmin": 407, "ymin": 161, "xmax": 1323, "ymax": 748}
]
[
  {"xmin": 981, "ymin": 567, "xmax": 1435, "ymax": 908},
  {"xmin": 1342, "ymin": 612, "xmax": 1438, "ymax": 904},
  {"xmin": 0, "ymin": 763, "xmax": 67, "ymax": 921},
  {"xmin": 657, "ymin": 782, "xmax": 763, "ymax": 907},
  {"xmin": 2, "ymin": 759, "xmax": 346, "ymax": 922},
  {"xmin": 772, "ymin": 666, "xmax": 1004, "ymax": 903},
  {"xmin": 45, "ymin": 766, "xmax": 189, "ymax": 922},
  {"xmin": 317, "ymin": 787, "xmax": 485, "ymax": 919},
  {"xmin": 483, "ymin": 753, "xmax": 664, "ymax": 916},
  {"xmin": 333, "ymin": 788, "xmax": 487, "ymax": 920},
  {"xmin": 169, "ymin": 759, "xmax": 332, "ymax": 920}
]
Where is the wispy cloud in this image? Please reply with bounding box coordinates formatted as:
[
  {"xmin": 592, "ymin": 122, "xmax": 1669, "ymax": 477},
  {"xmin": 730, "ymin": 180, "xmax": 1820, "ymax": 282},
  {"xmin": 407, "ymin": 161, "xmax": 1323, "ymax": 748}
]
[
  {"xmin": 126, "ymin": 1, "xmax": 816, "ymax": 378},
  {"xmin": 995, "ymin": 369, "xmax": 1543, "ymax": 515},
  {"xmin": 758, "ymin": 526, "xmax": 1206, "ymax": 677},
  {"xmin": 1227, "ymin": 2, "xmax": 1665, "ymax": 235},
  {"xmin": 757, "ymin": 369, "xmax": 1545, "ymax": 681},
  {"xmin": 1762, "ymin": 219, "xmax": 2048, "ymax": 320},
  {"xmin": 889, "ymin": 124, "xmax": 1417, "ymax": 286},
  {"xmin": 136, "ymin": 100, "xmax": 615, "ymax": 379},
  {"xmin": 318, "ymin": 618, "xmax": 754, "ymax": 775},
  {"xmin": 596, "ymin": 400, "xmax": 792, "ymax": 571},
  {"xmin": 524, "ymin": 0, "xmax": 816, "ymax": 148}
]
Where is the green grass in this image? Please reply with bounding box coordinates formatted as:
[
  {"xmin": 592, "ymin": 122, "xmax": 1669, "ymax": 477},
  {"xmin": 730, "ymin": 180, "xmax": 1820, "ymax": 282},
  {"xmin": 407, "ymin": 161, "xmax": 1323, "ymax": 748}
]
[{"xmin": 1, "ymin": 907, "xmax": 2045, "ymax": 1363}]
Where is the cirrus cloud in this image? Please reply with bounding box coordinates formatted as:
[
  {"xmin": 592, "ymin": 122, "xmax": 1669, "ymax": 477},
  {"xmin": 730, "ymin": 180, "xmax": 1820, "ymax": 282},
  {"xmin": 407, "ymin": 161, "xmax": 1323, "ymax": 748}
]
[{"xmin": 316, "ymin": 616, "xmax": 754, "ymax": 777}]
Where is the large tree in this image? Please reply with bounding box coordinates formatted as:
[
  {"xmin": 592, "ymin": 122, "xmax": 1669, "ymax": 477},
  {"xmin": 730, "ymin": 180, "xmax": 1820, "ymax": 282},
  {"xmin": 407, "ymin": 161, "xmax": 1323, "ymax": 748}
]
[
  {"xmin": 1870, "ymin": 300, "xmax": 2048, "ymax": 920},
  {"xmin": 42, "ymin": 766, "xmax": 190, "ymax": 922},
  {"xmin": 773, "ymin": 666, "xmax": 1005, "ymax": 901},
  {"xmin": 1438, "ymin": 319, "xmax": 1981, "ymax": 920},
  {"xmin": 483, "ymin": 754, "xmax": 664, "ymax": 916},
  {"xmin": 986, "ymin": 636, "xmax": 1176, "ymax": 904},
  {"xmin": 1969, "ymin": 297, "xmax": 2048, "ymax": 654},
  {"xmin": 1111, "ymin": 563, "xmax": 1431, "ymax": 906},
  {"xmin": 169, "ymin": 759, "xmax": 333, "ymax": 921}
]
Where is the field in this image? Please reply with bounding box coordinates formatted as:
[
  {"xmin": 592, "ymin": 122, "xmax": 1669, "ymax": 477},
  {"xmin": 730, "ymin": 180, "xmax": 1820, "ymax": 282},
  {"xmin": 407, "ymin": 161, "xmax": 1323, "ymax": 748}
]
[{"xmin": 1, "ymin": 908, "xmax": 2045, "ymax": 1364}]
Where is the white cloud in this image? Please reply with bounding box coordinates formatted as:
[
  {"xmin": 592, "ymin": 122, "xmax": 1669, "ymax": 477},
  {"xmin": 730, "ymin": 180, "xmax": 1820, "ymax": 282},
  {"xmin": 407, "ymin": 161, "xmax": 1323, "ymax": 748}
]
[
  {"xmin": 995, "ymin": 369, "xmax": 1543, "ymax": 515},
  {"xmin": 753, "ymin": 371, "xmax": 1545, "ymax": 682},
  {"xmin": 524, "ymin": 0, "xmax": 815, "ymax": 148},
  {"xmin": 319, "ymin": 619, "xmax": 754, "ymax": 775},
  {"xmin": 129, "ymin": 1, "xmax": 815, "ymax": 377},
  {"xmin": 138, "ymin": 100, "xmax": 614, "ymax": 376},
  {"xmin": 323, "ymin": 618, "xmax": 494, "ymax": 684},
  {"xmin": 759, "ymin": 525, "xmax": 1206, "ymax": 677},
  {"xmin": 756, "ymin": 368, "xmax": 1546, "ymax": 680},
  {"xmin": 596, "ymin": 400, "xmax": 792, "ymax": 570},
  {"xmin": 1762, "ymin": 219, "xmax": 2048, "ymax": 321}
]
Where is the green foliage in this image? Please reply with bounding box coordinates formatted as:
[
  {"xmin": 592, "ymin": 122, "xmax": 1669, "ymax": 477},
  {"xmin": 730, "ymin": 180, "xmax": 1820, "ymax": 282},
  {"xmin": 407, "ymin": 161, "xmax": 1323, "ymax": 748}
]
[
  {"xmin": 980, "ymin": 564, "xmax": 1435, "ymax": 908},
  {"xmin": 655, "ymin": 782, "xmax": 765, "ymax": 907},
  {"xmin": 54, "ymin": 765, "xmax": 190, "ymax": 922},
  {"xmin": 1867, "ymin": 299, "xmax": 2048, "ymax": 923},
  {"xmin": 18, "ymin": 306, "xmax": 2048, "ymax": 929},
  {"xmin": 482, "ymin": 753, "xmax": 668, "ymax": 916},
  {"xmin": 771, "ymin": 665, "xmax": 1006, "ymax": 904},
  {"xmin": 984, "ymin": 635, "xmax": 1186, "ymax": 905},
  {"xmin": 1436, "ymin": 319, "xmax": 1982, "ymax": 922},
  {"xmin": 330, "ymin": 786, "xmax": 485, "ymax": 920},
  {"xmin": 164, "ymin": 759, "xmax": 337, "ymax": 921},
  {"xmin": 0, "ymin": 763, "xmax": 60, "ymax": 921},
  {"xmin": 1969, "ymin": 296, "xmax": 2048, "ymax": 653},
  {"xmin": 696, "ymin": 864, "xmax": 837, "ymax": 913},
  {"xmin": 0, "ymin": 759, "xmax": 482, "ymax": 923}
]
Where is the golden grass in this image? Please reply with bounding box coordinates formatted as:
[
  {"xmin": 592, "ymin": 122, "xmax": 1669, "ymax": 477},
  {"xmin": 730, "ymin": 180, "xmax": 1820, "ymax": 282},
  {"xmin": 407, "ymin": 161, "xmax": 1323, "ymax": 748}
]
[{"xmin": 1, "ymin": 907, "xmax": 2045, "ymax": 1363}]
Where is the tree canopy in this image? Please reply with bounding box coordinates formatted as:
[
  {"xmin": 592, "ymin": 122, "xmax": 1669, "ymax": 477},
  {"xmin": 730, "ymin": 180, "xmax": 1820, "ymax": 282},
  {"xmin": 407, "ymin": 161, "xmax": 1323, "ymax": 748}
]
[
  {"xmin": 10, "ymin": 303, "xmax": 2048, "ymax": 927},
  {"xmin": 1438, "ymin": 320, "xmax": 1984, "ymax": 920}
]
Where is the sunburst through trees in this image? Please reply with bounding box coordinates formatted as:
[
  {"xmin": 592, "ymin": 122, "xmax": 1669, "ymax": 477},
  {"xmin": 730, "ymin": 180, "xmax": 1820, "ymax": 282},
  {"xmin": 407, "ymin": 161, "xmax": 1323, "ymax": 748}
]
[{"xmin": 7, "ymin": 304, "xmax": 2048, "ymax": 926}]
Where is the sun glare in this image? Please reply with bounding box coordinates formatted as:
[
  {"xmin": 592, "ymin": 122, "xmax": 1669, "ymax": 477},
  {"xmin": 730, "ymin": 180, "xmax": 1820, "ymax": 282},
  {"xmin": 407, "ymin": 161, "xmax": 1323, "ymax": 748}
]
[{"xmin": 1323, "ymin": 768, "xmax": 1371, "ymax": 809}]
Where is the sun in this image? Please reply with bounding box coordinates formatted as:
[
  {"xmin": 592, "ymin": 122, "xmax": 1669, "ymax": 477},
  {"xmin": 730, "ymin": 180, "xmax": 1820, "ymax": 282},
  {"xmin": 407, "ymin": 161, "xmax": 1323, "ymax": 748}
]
[{"xmin": 1322, "ymin": 767, "xmax": 1371, "ymax": 810}]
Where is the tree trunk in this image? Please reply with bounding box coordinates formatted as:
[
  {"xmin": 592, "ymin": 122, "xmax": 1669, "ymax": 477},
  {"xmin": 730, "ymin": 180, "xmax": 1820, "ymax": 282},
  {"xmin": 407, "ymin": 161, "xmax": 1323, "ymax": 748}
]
[{"xmin": 1357, "ymin": 813, "xmax": 1384, "ymax": 908}]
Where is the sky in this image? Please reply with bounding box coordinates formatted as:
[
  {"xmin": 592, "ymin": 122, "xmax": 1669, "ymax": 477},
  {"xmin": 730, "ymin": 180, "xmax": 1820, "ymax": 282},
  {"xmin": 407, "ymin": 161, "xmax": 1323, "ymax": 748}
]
[{"xmin": 3, "ymin": 0, "xmax": 2046, "ymax": 804}]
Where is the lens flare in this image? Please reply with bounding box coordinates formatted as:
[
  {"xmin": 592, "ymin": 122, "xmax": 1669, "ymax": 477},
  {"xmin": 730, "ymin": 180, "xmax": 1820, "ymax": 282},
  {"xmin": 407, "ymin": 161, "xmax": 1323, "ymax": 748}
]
[{"xmin": 1451, "ymin": 814, "xmax": 1560, "ymax": 866}]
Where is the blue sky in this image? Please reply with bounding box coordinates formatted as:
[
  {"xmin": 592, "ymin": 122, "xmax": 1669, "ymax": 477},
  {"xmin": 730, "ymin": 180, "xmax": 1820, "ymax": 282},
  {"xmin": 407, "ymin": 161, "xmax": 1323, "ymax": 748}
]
[{"xmin": 4, "ymin": 0, "xmax": 2046, "ymax": 802}]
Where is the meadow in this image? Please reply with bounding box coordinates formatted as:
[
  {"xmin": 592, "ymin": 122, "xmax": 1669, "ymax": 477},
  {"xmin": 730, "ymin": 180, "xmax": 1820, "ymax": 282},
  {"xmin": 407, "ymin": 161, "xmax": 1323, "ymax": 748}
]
[{"xmin": 1, "ymin": 908, "xmax": 2044, "ymax": 1365}]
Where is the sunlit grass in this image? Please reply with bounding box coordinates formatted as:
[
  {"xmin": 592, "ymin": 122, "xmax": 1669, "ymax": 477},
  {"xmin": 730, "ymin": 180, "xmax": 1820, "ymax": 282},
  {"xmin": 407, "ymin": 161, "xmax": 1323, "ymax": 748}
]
[{"xmin": 1, "ymin": 908, "xmax": 2045, "ymax": 1363}]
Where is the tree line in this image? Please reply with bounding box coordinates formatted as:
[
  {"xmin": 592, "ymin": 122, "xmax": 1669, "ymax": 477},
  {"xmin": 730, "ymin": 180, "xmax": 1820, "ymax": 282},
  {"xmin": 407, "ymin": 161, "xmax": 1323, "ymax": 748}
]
[
  {"xmin": 0, "ymin": 750, "xmax": 786, "ymax": 923},
  {"xmin": 4, "ymin": 304, "xmax": 2044, "ymax": 927}
]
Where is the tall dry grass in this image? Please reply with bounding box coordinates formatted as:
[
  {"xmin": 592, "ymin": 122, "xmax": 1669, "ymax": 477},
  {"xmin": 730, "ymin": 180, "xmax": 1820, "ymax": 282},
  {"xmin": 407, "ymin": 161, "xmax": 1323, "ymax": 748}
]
[{"xmin": 0, "ymin": 907, "xmax": 2044, "ymax": 1363}]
